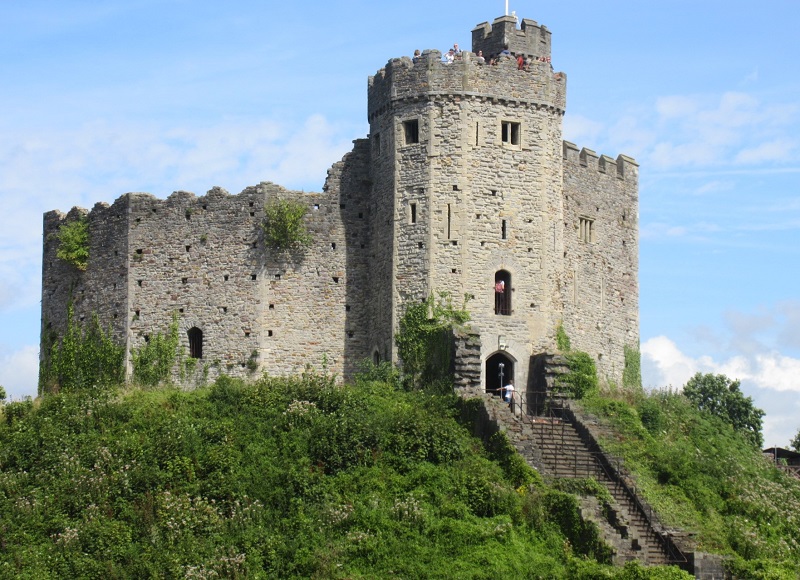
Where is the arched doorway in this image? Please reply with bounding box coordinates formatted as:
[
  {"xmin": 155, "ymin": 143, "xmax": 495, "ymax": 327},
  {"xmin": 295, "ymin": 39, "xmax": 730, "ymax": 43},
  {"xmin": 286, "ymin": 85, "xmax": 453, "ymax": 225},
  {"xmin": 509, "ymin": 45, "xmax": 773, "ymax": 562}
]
[{"xmin": 485, "ymin": 352, "xmax": 514, "ymax": 397}]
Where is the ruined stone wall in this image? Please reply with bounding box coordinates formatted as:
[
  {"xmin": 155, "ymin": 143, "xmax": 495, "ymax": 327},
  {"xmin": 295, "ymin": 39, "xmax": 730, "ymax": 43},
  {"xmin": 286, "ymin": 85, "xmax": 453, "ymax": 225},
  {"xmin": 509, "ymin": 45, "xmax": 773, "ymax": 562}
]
[
  {"xmin": 561, "ymin": 143, "xmax": 639, "ymax": 384},
  {"xmin": 42, "ymin": 148, "xmax": 377, "ymax": 385},
  {"xmin": 41, "ymin": 199, "xmax": 130, "ymax": 370}
]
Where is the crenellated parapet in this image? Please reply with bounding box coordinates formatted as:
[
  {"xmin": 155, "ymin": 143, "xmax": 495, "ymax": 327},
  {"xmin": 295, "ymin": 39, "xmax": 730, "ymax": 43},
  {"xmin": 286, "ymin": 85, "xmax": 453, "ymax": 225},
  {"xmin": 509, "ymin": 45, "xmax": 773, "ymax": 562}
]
[
  {"xmin": 471, "ymin": 15, "xmax": 552, "ymax": 60},
  {"xmin": 562, "ymin": 141, "xmax": 639, "ymax": 183},
  {"xmin": 367, "ymin": 49, "xmax": 565, "ymax": 122}
]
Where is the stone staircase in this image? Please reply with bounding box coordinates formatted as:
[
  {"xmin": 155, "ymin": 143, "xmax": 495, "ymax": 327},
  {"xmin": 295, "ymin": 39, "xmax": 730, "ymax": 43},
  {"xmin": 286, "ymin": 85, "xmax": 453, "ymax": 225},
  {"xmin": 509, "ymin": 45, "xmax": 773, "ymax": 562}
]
[
  {"xmin": 473, "ymin": 391, "xmax": 688, "ymax": 569},
  {"xmin": 527, "ymin": 416, "xmax": 669, "ymax": 565}
]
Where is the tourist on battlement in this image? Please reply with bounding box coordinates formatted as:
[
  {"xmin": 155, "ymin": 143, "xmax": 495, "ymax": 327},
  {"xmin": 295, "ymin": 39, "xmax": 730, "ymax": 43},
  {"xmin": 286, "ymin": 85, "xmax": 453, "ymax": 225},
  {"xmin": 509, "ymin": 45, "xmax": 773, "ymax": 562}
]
[
  {"xmin": 412, "ymin": 49, "xmax": 421, "ymax": 64},
  {"xmin": 475, "ymin": 50, "xmax": 485, "ymax": 64},
  {"xmin": 443, "ymin": 49, "xmax": 455, "ymax": 64}
]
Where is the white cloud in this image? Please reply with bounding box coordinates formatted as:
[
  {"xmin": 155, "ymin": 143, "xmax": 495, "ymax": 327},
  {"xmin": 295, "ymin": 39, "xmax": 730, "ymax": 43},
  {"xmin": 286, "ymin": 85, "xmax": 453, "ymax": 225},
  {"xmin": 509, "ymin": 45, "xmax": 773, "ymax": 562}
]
[
  {"xmin": 0, "ymin": 345, "xmax": 39, "ymax": 400},
  {"xmin": 735, "ymin": 138, "xmax": 797, "ymax": 164}
]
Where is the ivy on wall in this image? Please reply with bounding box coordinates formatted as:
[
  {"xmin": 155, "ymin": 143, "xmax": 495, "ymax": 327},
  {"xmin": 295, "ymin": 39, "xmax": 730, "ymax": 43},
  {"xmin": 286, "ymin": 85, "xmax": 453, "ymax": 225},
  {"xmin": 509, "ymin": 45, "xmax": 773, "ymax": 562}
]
[
  {"xmin": 131, "ymin": 314, "xmax": 180, "ymax": 387},
  {"xmin": 38, "ymin": 305, "xmax": 124, "ymax": 394},
  {"xmin": 395, "ymin": 292, "xmax": 471, "ymax": 391},
  {"xmin": 554, "ymin": 324, "xmax": 598, "ymax": 400}
]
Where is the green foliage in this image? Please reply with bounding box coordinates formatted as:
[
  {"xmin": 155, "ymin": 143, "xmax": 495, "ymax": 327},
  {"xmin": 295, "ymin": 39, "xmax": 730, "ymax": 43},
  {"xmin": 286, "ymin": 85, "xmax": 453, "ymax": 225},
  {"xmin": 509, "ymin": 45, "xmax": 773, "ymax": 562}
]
[
  {"xmin": 54, "ymin": 214, "xmax": 90, "ymax": 270},
  {"xmin": 0, "ymin": 374, "xmax": 661, "ymax": 578},
  {"xmin": 558, "ymin": 351, "xmax": 599, "ymax": 400},
  {"xmin": 683, "ymin": 372, "xmax": 765, "ymax": 447},
  {"xmin": 0, "ymin": 385, "xmax": 5, "ymax": 402},
  {"xmin": 556, "ymin": 321, "xmax": 571, "ymax": 352},
  {"xmin": 131, "ymin": 314, "xmax": 180, "ymax": 387},
  {"xmin": 39, "ymin": 304, "xmax": 125, "ymax": 394},
  {"xmin": 579, "ymin": 388, "xmax": 800, "ymax": 576},
  {"xmin": 395, "ymin": 292, "xmax": 470, "ymax": 391},
  {"xmin": 261, "ymin": 198, "xmax": 312, "ymax": 251},
  {"xmin": 622, "ymin": 344, "xmax": 642, "ymax": 390},
  {"xmin": 791, "ymin": 428, "xmax": 800, "ymax": 452}
]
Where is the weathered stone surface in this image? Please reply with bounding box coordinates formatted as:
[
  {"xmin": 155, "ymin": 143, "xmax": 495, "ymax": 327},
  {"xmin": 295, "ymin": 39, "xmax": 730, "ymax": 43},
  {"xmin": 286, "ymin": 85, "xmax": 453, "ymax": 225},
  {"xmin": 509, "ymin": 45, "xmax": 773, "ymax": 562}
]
[{"xmin": 41, "ymin": 14, "xmax": 638, "ymax": 390}]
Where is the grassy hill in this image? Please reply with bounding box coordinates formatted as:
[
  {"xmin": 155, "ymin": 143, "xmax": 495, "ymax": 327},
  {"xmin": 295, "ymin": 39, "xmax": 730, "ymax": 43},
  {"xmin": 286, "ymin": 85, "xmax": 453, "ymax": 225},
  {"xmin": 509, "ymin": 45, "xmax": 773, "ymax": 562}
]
[
  {"xmin": 577, "ymin": 389, "xmax": 800, "ymax": 579},
  {"xmin": 0, "ymin": 371, "xmax": 696, "ymax": 579}
]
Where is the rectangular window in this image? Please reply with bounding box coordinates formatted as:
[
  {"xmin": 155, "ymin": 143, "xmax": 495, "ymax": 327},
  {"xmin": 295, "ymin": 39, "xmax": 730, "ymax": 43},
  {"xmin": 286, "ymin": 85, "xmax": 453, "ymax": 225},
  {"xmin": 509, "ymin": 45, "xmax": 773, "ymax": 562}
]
[
  {"xmin": 410, "ymin": 203, "xmax": 417, "ymax": 224},
  {"xmin": 501, "ymin": 121, "xmax": 521, "ymax": 146},
  {"xmin": 501, "ymin": 219, "xmax": 507, "ymax": 240},
  {"xmin": 579, "ymin": 217, "xmax": 594, "ymax": 243},
  {"xmin": 403, "ymin": 119, "xmax": 420, "ymax": 144},
  {"xmin": 374, "ymin": 132, "xmax": 381, "ymax": 154}
]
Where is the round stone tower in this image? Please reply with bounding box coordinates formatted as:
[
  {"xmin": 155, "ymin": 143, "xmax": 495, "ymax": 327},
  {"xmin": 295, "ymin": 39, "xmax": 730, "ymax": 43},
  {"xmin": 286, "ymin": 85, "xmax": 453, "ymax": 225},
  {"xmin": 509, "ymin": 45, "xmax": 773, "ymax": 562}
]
[{"xmin": 365, "ymin": 15, "xmax": 568, "ymax": 390}]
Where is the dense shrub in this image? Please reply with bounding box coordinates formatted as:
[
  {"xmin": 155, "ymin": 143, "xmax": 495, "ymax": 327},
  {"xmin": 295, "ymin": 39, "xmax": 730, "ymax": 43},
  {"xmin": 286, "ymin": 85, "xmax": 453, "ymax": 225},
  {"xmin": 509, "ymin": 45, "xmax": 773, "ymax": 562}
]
[{"xmin": 3, "ymin": 375, "xmax": 687, "ymax": 577}]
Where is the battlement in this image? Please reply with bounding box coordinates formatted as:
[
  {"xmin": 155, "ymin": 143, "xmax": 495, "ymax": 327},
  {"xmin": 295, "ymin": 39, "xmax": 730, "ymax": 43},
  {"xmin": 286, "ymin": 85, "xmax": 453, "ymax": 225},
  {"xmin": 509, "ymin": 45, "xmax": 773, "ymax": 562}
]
[
  {"xmin": 563, "ymin": 141, "xmax": 639, "ymax": 182},
  {"xmin": 472, "ymin": 15, "xmax": 552, "ymax": 60},
  {"xmin": 367, "ymin": 48, "xmax": 565, "ymax": 122}
]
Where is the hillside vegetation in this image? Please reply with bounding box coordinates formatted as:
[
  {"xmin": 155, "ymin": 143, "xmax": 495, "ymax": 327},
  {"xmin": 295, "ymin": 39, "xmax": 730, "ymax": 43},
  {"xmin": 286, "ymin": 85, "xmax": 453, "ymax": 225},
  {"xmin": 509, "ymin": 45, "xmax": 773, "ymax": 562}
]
[
  {"xmin": 0, "ymin": 371, "xmax": 692, "ymax": 579},
  {"xmin": 579, "ymin": 387, "xmax": 800, "ymax": 579}
]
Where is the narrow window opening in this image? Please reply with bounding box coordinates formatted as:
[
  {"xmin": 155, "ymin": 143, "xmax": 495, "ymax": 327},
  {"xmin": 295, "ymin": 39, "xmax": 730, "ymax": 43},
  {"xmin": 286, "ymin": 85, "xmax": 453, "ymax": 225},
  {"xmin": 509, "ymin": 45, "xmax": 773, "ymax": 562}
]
[
  {"xmin": 345, "ymin": 304, "xmax": 351, "ymax": 311},
  {"xmin": 410, "ymin": 203, "xmax": 417, "ymax": 224},
  {"xmin": 185, "ymin": 245, "xmax": 191, "ymax": 252},
  {"xmin": 188, "ymin": 327, "xmax": 203, "ymax": 359},
  {"xmin": 251, "ymin": 274, "xmax": 257, "ymax": 280},
  {"xmin": 249, "ymin": 201, "xmax": 254, "ymax": 207},
  {"xmin": 331, "ymin": 242, "xmax": 337, "ymax": 249},
  {"xmin": 179, "ymin": 308, "xmax": 184, "ymax": 313},
  {"xmin": 374, "ymin": 132, "xmax": 381, "ymax": 154},
  {"xmin": 475, "ymin": 122, "xmax": 479, "ymax": 146},
  {"xmin": 494, "ymin": 270, "xmax": 512, "ymax": 316},
  {"xmin": 268, "ymin": 330, "xmax": 273, "ymax": 337},
  {"xmin": 224, "ymin": 275, "xmax": 229, "ymax": 281},
  {"xmin": 501, "ymin": 121, "xmax": 521, "ymax": 145},
  {"xmin": 137, "ymin": 280, "xmax": 143, "ymax": 287},
  {"xmin": 501, "ymin": 219, "xmax": 507, "ymax": 240},
  {"xmin": 182, "ymin": 277, "xmax": 188, "ymax": 284},
  {"xmin": 250, "ymin": 212, "xmax": 255, "ymax": 217},
  {"xmin": 447, "ymin": 204, "xmax": 452, "ymax": 239},
  {"xmin": 333, "ymin": 276, "xmax": 339, "ymax": 283},
  {"xmin": 269, "ymin": 303, "xmax": 275, "ymax": 310},
  {"xmin": 244, "ymin": 331, "xmax": 250, "ymax": 337},
  {"xmin": 348, "ymin": 331, "xmax": 355, "ymax": 338},
  {"xmin": 579, "ymin": 217, "xmax": 595, "ymax": 243},
  {"xmin": 403, "ymin": 119, "xmax": 420, "ymax": 144}
]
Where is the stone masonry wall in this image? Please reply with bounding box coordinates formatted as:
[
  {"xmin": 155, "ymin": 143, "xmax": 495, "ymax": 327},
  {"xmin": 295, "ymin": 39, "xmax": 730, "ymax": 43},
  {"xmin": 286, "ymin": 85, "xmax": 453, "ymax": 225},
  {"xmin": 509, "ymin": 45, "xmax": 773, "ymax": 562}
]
[
  {"xmin": 561, "ymin": 143, "xmax": 639, "ymax": 384},
  {"xmin": 41, "ymin": 199, "xmax": 130, "ymax": 377}
]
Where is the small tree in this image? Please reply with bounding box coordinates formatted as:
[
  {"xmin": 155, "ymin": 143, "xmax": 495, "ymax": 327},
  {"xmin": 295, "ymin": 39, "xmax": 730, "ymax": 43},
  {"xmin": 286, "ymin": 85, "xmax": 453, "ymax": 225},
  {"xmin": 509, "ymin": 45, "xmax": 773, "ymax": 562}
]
[
  {"xmin": 683, "ymin": 372, "xmax": 765, "ymax": 447},
  {"xmin": 0, "ymin": 385, "xmax": 6, "ymax": 402},
  {"xmin": 54, "ymin": 214, "xmax": 90, "ymax": 270},
  {"xmin": 790, "ymin": 429, "xmax": 800, "ymax": 453},
  {"xmin": 261, "ymin": 199, "xmax": 312, "ymax": 251}
]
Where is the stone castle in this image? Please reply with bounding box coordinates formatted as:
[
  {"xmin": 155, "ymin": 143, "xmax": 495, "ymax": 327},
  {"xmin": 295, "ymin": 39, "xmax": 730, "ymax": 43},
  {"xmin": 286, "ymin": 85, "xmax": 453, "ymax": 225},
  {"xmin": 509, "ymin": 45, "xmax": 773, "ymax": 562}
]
[{"xmin": 41, "ymin": 14, "xmax": 639, "ymax": 393}]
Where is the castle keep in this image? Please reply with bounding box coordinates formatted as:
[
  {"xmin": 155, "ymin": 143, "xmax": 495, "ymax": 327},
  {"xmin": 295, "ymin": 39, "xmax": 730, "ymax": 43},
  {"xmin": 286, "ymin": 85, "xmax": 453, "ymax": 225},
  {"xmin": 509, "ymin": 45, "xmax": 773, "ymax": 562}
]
[{"xmin": 41, "ymin": 15, "xmax": 638, "ymax": 393}]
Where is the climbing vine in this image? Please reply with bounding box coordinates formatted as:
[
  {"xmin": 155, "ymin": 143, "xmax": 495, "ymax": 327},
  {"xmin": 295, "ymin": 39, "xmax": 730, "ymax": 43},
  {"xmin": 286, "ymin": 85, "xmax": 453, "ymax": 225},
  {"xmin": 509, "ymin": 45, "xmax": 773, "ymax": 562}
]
[
  {"xmin": 131, "ymin": 314, "xmax": 180, "ymax": 386},
  {"xmin": 395, "ymin": 292, "xmax": 470, "ymax": 391},
  {"xmin": 54, "ymin": 215, "xmax": 90, "ymax": 270},
  {"xmin": 554, "ymin": 325, "xmax": 598, "ymax": 400},
  {"xmin": 39, "ymin": 304, "xmax": 124, "ymax": 394},
  {"xmin": 622, "ymin": 344, "xmax": 642, "ymax": 390},
  {"xmin": 261, "ymin": 199, "xmax": 312, "ymax": 250}
]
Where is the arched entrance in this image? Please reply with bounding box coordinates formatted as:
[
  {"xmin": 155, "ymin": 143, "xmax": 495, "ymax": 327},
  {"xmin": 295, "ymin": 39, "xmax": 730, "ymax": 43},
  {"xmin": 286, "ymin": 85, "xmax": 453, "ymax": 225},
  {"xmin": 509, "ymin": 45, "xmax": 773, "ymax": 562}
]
[{"xmin": 485, "ymin": 352, "xmax": 514, "ymax": 397}]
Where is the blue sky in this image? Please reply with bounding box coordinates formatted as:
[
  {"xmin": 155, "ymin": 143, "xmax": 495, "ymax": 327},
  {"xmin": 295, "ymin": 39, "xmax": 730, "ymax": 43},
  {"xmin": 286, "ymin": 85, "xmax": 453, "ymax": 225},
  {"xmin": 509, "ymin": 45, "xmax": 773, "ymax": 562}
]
[{"xmin": 1, "ymin": 1, "xmax": 798, "ymax": 446}]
